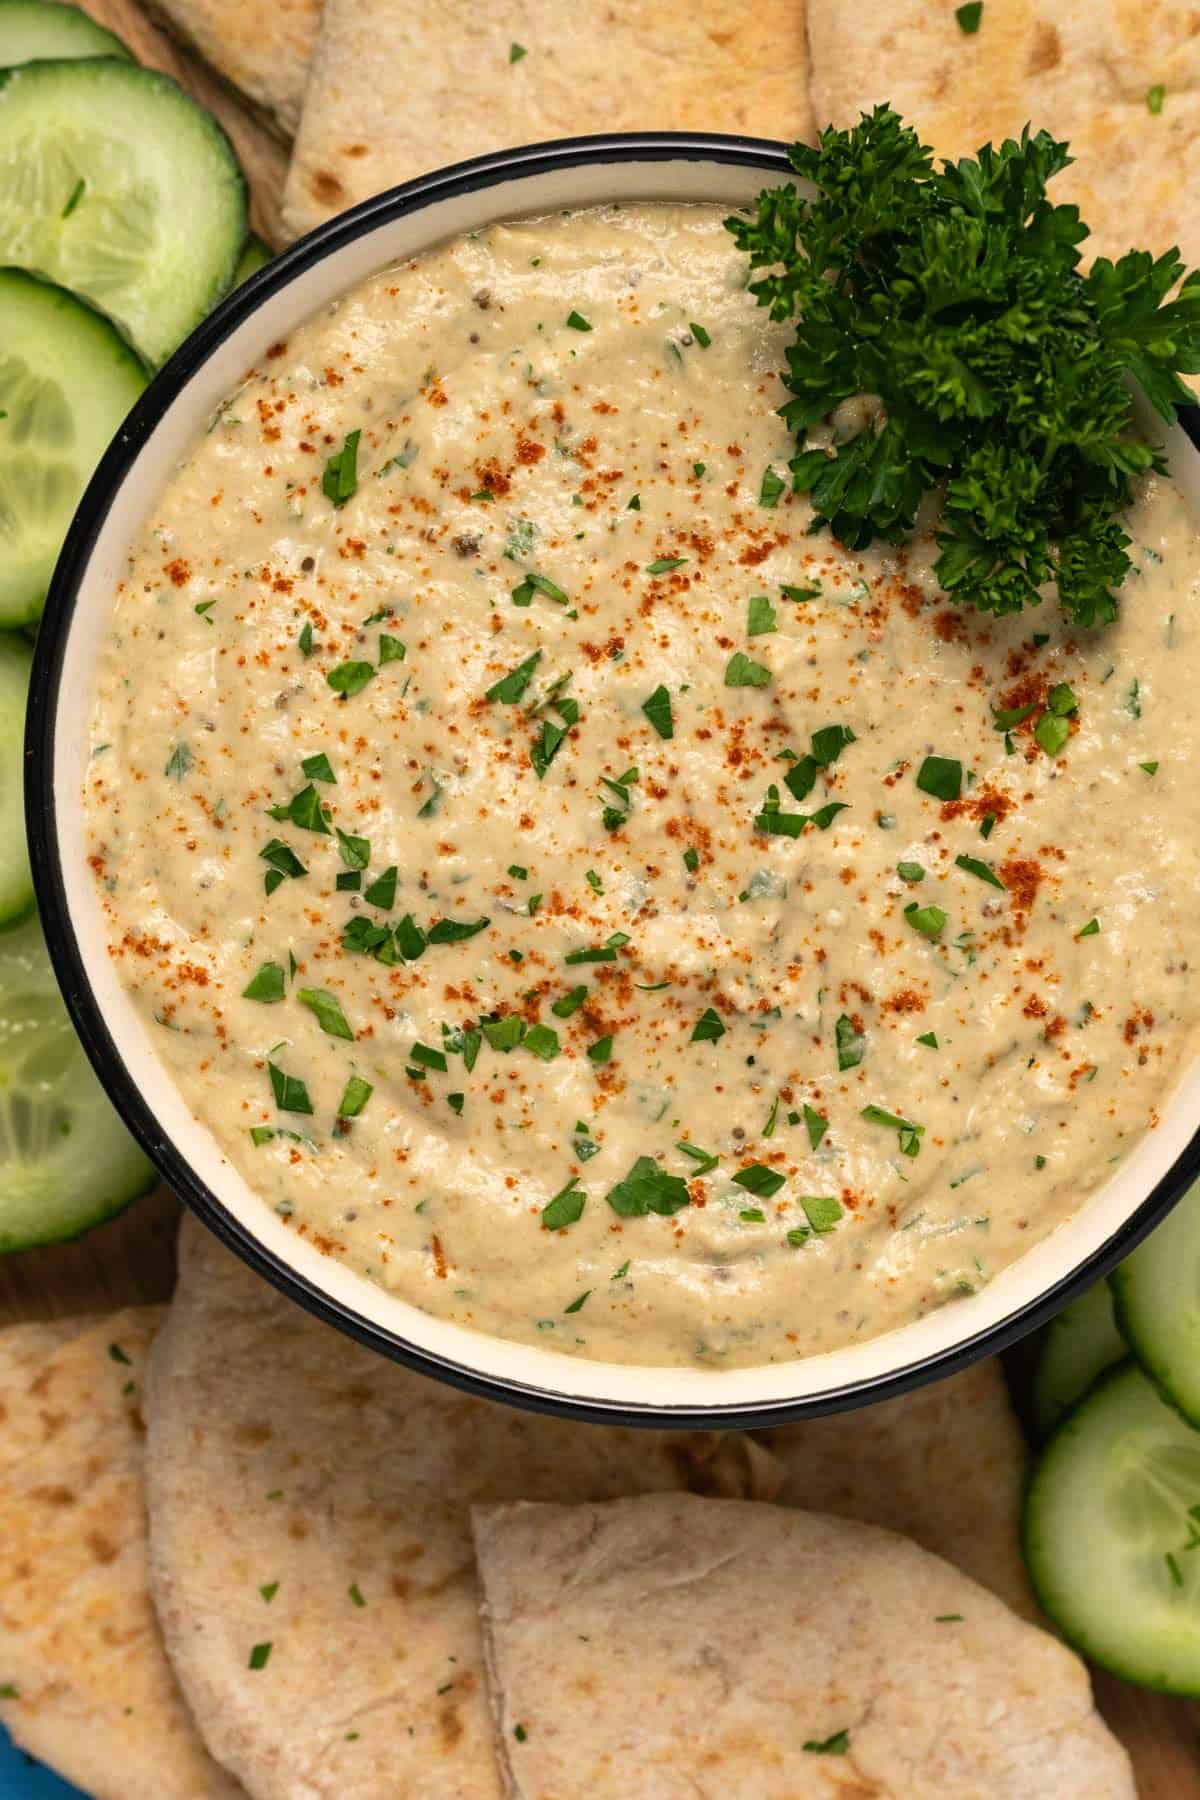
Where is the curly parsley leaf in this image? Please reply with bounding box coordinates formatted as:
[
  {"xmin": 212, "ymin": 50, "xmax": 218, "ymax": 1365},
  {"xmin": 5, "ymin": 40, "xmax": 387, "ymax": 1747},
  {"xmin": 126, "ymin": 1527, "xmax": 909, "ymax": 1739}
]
[{"xmin": 726, "ymin": 105, "xmax": 1200, "ymax": 627}]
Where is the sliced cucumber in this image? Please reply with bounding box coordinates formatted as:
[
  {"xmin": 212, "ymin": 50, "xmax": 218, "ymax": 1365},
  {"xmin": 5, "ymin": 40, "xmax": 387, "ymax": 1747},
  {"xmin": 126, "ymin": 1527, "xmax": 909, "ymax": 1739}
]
[
  {"xmin": 0, "ymin": 59, "xmax": 247, "ymax": 365},
  {"xmin": 0, "ymin": 0, "xmax": 130, "ymax": 64},
  {"xmin": 0, "ymin": 269, "xmax": 145, "ymax": 625},
  {"xmin": 1111, "ymin": 1178, "xmax": 1200, "ymax": 1427},
  {"xmin": 0, "ymin": 909, "xmax": 154, "ymax": 1249},
  {"xmin": 0, "ymin": 633, "xmax": 32, "ymax": 924},
  {"xmin": 1032, "ymin": 1278, "xmax": 1127, "ymax": 1441},
  {"xmin": 1024, "ymin": 1361, "xmax": 1200, "ymax": 1694},
  {"xmin": 234, "ymin": 234, "xmax": 271, "ymax": 285}
]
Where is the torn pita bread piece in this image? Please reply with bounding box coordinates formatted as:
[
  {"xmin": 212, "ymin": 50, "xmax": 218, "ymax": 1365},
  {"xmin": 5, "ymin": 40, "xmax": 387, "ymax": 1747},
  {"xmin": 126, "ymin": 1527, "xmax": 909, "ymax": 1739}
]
[
  {"xmin": 0, "ymin": 1309, "xmax": 243, "ymax": 1800},
  {"xmin": 145, "ymin": 1215, "xmax": 735, "ymax": 1800},
  {"xmin": 143, "ymin": 0, "xmax": 320, "ymax": 136},
  {"xmin": 807, "ymin": 0, "xmax": 1200, "ymax": 269},
  {"xmin": 750, "ymin": 1358, "xmax": 1034, "ymax": 1615},
  {"xmin": 472, "ymin": 1494, "xmax": 1135, "ymax": 1799},
  {"xmin": 283, "ymin": 0, "xmax": 811, "ymax": 239}
]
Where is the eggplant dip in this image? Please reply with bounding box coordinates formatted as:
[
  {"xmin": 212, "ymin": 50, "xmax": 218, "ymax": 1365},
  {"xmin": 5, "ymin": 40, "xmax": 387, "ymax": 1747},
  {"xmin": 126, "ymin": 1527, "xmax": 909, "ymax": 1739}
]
[{"xmin": 84, "ymin": 202, "xmax": 1200, "ymax": 1368}]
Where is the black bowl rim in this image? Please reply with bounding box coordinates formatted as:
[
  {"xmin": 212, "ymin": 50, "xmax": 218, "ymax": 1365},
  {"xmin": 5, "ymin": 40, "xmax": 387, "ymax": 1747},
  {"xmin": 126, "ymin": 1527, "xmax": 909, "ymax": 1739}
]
[{"xmin": 26, "ymin": 128, "xmax": 1200, "ymax": 1429}]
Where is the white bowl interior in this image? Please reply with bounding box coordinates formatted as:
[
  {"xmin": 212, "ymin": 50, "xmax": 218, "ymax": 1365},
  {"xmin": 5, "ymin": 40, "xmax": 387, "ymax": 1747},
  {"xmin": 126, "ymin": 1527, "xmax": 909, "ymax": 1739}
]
[{"xmin": 48, "ymin": 149, "xmax": 1200, "ymax": 1413}]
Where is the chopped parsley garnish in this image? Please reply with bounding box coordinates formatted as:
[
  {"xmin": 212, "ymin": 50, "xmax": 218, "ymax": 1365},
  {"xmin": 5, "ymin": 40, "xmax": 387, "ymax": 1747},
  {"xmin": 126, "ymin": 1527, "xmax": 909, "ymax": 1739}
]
[
  {"xmin": 525, "ymin": 1023, "xmax": 561, "ymax": 1061},
  {"xmin": 564, "ymin": 1289, "xmax": 591, "ymax": 1314},
  {"xmin": 486, "ymin": 650, "xmax": 542, "ymax": 704},
  {"xmin": 955, "ymin": 853, "xmax": 1005, "ymax": 889},
  {"xmin": 740, "ymin": 1207, "xmax": 766, "ymax": 1223},
  {"xmin": 379, "ymin": 633, "xmax": 406, "ymax": 665},
  {"xmin": 800, "ymin": 1194, "xmax": 844, "ymax": 1232},
  {"xmin": 338, "ymin": 1074, "xmax": 373, "ymax": 1118},
  {"xmin": 690, "ymin": 1006, "xmax": 726, "ymax": 1044},
  {"xmin": 861, "ymin": 1104, "xmax": 924, "ymax": 1157},
  {"xmin": 243, "ymin": 962, "xmax": 286, "ymax": 1004},
  {"xmin": 248, "ymin": 1642, "xmax": 273, "ymax": 1671},
  {"xmin": 271, "ymin": 781, "xmax": 329, "ymax": 834},
  {"xmin": 905, "ymin": 901, "xmax": 948, "ymax": 939},
  {"xmin": 725, "ymin": 651, "xmax": 771, "ymax": 688},
  {"xmin": 1140, "ymin": 760, "xmax": 1159, "ymax": 774},
  {"xmin": 689, "ymin": 321, "xmax": 711, "ymax": 347},
  {"xmin": 268, "ymin": 1062, "xmax": 313, "ymax": 1115},
  {"xmin": 759, "ymin": 465, "xmax": 786, "ymax": 507},
  {"xmin": 587, "ymin": 1035, "xmax": 614, "ymax": 1065},
  {"xmin": 1077, "ymin": 917, "xmax": 1101, "ymax": 937},
  {"xmin": 164, "ymin": 742, "xmax": 192, "ymax": 781},
  {"xmin": 600, "ymin": 767, "xmax": 637, "ymax": 832},
  {"xmin": 835, "ymin": 1014, "xmax": 864, "ymax": 1070},
  {"xmin": 727, "ymin": 105, "xmax": 1200, "ymax": 626},
  {"xmin": 804, "ymin": 1104, "xmax": 829, "ymax": 1150},
  {"xmin": 322, "ymin": 430, "xmax": 361, "ymax": 508},
  {"xmin": 606, "ymin": 1156, "xmax": 691, "ymax": 1217},
  {"xmin": 917, "ymin": 1031, "xmax": 939, "ymax": 1049},
  {"xmin": 260, "ymin": 838, "xmax": 307, "ymax": 895},
  {"xmin": 781, "ymin": 582, "xmax": 821, "ymax": 602},
  {"xmin": 733, "ymin": 1163, "xmax": 785, "ymax": 1198},
  {"xmin": 564, "ymin": 936, "xmax": 624, "ymax": 965},
  {"xmin": 509, "ymin": 40, "xmax": 526, "ymax": 61},
  {"xmin": 301, "ymin": 752, "xmax": 335, "ymax": 783},
  {"xmin": 427, "ymin": 915, "xmax": 490, "ymax": 944},
  {"xmin": 298, "ymin": 621, "xmax": 315, "ymax": 657},
  {"xmin": 512, "ymin": 570, "xmax": 569, "ymax": 606},
  {"xmin": 298, "ymin": 987, "xmax": 355, "ymax": 1040},
  {"xmin": 566, "ymin": 310, "xmax": 592, "ymax": 332},
  {"xmin": 363, "ymin": 865, "xmax": 397, "ymax": 909},
  {"xmin": 646, "ymin": 557, "xmax": 687, "ymax": 574},
  {"xmin": 552, "ymin": 985, "xmax": 588, "ymax": 1017},
  {"xmin": 259, "ymin": 1583, "xmax": 279, "ymax": 1603},
  {"xmin": 542, "ymin": 1179, "xmax": 586, "ymax": 1230},
  {"xmin": 336, "ymin": 827, "xmax": 370, "ymax": 871},
  {"xmin": 747, "ymin": 593, "xmax": 777, "ymax": 635},
  {"xmin": 1035, "ymin": 711, "xmax": 1070, "ymax": 756},
  {"xmin": 803, "ymin": 1728, "xmax": 849, "ymax": 1756},
  {"xmin": 641, "ymin": 683, "xmax": 674, "ymax": 739},
  {"xmin": 897, "ymin": 861, "xmax": 925, "ymax": 883},
  {"xmin": 683, "ymin": 846, "xmax": 700, "ymax": 873},
  {"xmin": 916, "ymin": 755, "xmax": 962, "ymax": 802},
  {"xmin": 483, "ymin": 1014, "xmax": 525, "ymax": 1052},
  {"xmin": 677, "ymin": 1141, "xmax": 720, "ymax": 1176},
  {"xmin": 955, "ymin": 2, "xmax": 982, "ymax": 32},
  {"xmin": 194, "ymin": 599, "xmax": 216, "ymax": 619},
  {"xmin": 327, "ymin": 660, "xmax": 375, "ymax": 697},
  {"xmin": 530, "ymin": 697, "xmax": 579, "ymax": 777},
  {"xmin": 1147, "ymin": 83, "xmax": 1165, "ymax": 114},
  {"xmin": 410, "ymin": 1042, "xmax": 447, "ymax": 1072}
]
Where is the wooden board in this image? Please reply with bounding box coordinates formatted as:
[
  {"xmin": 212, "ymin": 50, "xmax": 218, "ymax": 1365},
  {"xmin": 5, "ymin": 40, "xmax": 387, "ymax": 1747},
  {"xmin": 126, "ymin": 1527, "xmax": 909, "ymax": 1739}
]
[{"xmin": 2, "ymin": 4, "xmax": 1198, "ymax": 1790}]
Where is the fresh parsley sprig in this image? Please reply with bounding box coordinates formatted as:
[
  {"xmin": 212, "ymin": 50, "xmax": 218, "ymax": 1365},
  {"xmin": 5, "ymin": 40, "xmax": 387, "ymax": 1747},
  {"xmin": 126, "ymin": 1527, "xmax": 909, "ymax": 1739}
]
[{"xmin": 727, "ymin": 105, "xmax": 1200, "ymax": 627}]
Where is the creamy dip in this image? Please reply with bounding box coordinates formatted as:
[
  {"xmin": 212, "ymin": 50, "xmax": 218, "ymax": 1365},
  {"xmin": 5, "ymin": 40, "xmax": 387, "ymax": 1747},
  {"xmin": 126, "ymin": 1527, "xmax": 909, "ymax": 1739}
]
[{"xmin": 85, "ymin": 203, "xmax": 1200, "ymax": 1369}]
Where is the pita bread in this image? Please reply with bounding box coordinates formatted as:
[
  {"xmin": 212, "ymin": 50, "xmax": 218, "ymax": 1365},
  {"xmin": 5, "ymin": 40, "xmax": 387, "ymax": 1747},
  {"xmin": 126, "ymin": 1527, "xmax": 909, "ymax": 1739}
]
[
  {"xmin": 750, "ymin": 1359, "xmax": 1034, "ymax": 1614},
  {"xmin": 472, "ymin": 1494, "xmax": 1135, "ymax": 1799},
  {"xmin": 0, "ymin": 1309, "xmax": 243, "ymax": 1800},
  {"xmin": 143, "ymin": 0, "xmax": 320, "ymax": 137},
  {"xmin": 145, "ymin": 1216, "xmax": 720, "ymax": 1799},
  {"xmin": 807, "ymin": 0, "xmax": 1200, "ymax": 269},
  {"xmin": 282, "ymin": 0, "xmax": 811, "ymax": 240}
]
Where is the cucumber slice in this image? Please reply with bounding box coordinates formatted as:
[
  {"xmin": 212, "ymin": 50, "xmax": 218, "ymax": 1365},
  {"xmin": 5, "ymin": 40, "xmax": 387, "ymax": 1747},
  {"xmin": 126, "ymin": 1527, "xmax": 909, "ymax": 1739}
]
[
  {"xmin": 0, "ymin": 268, "xmax": 145, "ymax": 625},
  {"xmin": 234, "ymin": 234, "xmax": 271, "ymax": 285},
  {"xmin": 0, "ymin": 633, "xmax": 32, "ymax": 925},
  {"xmin": 1111, "ymin": 1177, "xmax": 1200, "ymax": 1427},
  {"xmin": 1032, "ymin": 1278, "xmax": 1127, "ymax": 1441},
  {"xmin": 0, "ymin": 0, "xmax": 130, "ymax": 64},
  {"xmin": 0, "ymin": 910, "xmax": 154, "ymax": 1249},
  {"xmin": 1024, "ymin": 1361, "xmax": 1200, "ymax": 1694},
  {"xmin": 0, "ymin": 59, "xmax": 247, "ymax": 365}
]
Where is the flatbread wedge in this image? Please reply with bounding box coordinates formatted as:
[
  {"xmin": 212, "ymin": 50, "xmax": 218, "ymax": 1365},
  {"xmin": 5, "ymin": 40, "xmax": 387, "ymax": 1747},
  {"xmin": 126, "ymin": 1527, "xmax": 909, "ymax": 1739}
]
[
  {"xmin": 144, "ymin": 1216, "xmax": 720, "ymax": 1799},
  {"xmin": 472, "ymin": 1494, "xmax": 1135, "ymax": 1798},
  {"xmin": 283, "ymin": 0, "xmax": 811, "ymax": 239},
  {"xmin": 142, "ymin": 0, "xmax": 320, "ymax": 137},
  {"xmin": 0, "ymin": 1309, "xmax": 243, "ymax": 1800},
  {"xmin": 806, "ymin": 0, "xmax": 1200, "ymax": 269},
  {"xmin": 750, "ymin": 1358, "xmax": 1033, "ymax": 1614}
]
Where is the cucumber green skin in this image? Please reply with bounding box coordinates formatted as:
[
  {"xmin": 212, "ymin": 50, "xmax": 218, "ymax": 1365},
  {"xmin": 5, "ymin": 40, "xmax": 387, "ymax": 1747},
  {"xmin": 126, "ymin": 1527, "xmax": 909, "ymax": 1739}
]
[
  {"xmin": 235, "ymin": 234, "xmax": 272, "ymax": 285},
  {"xmin": 0, "ymin": 910, "xmax": 155, "ymax": 1250},
  {"xmin": 0, "ymin": 267, "xmax": 146, "ymax": 625},
  {"xmin": 1031, "ymin": 1277, "xmax": 1127, "ymax": 1441},
  {"xmin": 1023, "ymin": 1359, "xmax": 1200, "ymax": 1695},
  {"xmin": 1110, "ymin": 1176, "xmax": 1200, "ymax": 1429},
  {"xmin": 0, "ymin": 630, "xmax": 33, "ymax": 926},
  {"xmin": 0, "ymin": 59, "xmax": 248, "ymax": 366},
  {"xmin": 0, "ymin": 0, "xmax": 130, "ymax": 64}
]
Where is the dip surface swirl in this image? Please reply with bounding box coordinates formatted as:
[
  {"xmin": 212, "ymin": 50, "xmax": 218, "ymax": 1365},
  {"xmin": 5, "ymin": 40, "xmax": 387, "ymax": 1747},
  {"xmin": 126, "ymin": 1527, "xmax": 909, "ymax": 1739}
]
[{"xmin": 85, "ymin": 203, "xmax": 1200, "ymax": 1368}]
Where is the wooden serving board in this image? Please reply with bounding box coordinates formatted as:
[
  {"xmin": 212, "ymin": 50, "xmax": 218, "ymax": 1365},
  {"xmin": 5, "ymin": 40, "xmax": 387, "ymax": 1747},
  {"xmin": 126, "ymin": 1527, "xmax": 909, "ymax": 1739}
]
[{"xmin": 2, "ymin": 4, "xmax": 1198, "ymax": 1791}]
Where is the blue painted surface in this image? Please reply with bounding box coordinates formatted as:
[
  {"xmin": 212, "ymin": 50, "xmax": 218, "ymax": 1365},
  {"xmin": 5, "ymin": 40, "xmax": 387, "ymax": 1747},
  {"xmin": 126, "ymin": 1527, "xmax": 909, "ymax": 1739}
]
[{"xmin": 0, "ymin": 1727, "xmax": 87, "ymax": 1798}]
